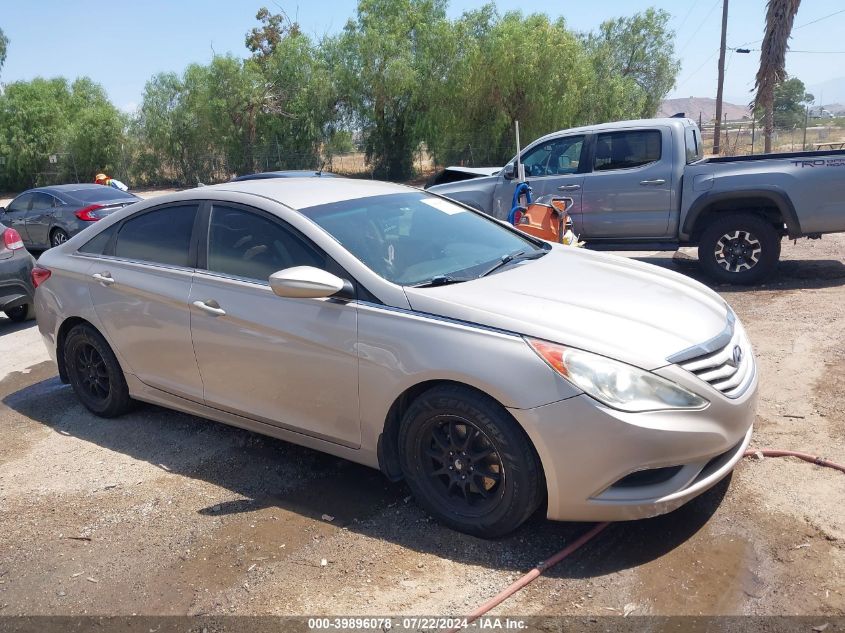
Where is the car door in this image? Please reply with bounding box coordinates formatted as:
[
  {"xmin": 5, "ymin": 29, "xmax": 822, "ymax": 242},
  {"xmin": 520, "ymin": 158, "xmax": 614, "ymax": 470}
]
[
  {"xmin": 26, "ymin": 192, "xmax": 58, "ymax": 248},
  {"xmin": 491, "ymin": 136, "xmax": 586, "ymax": 229},
  {"xmin": 579, "ymin": 128, "xmax": 672, "ymax": 238},
  {"xmin": 3, "ymin": 193, "xmax": 35, "ymax": 244},
  {"xmin": 188, "ymin": 202, "xmax": 360, "ymax": 447},
  {"xmin": 85, "ymin": 202, "xmax": 205, "ymax": 402}
]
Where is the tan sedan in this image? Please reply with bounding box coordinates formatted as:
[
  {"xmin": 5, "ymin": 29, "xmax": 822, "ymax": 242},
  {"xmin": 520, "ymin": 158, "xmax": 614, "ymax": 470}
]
[{"xmin": 33, "ymin": 178, "xmax": 756, "ymax": 537}]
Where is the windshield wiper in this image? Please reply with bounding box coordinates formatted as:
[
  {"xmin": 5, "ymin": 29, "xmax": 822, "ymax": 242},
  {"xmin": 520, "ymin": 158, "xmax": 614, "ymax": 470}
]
[
  {"xmin": 411, "ymin": 275, "xmax": 468, "ymax": 288},
  {"xmin": 477, "ymin": 249, "xmax": 547, "ymax": 278}
]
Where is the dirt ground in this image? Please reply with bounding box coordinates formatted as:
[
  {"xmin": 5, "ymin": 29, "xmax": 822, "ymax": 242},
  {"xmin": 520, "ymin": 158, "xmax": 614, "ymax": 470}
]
[{"xmin": 0, "ymin": 229, "xmax": 842, "ymax": 620}]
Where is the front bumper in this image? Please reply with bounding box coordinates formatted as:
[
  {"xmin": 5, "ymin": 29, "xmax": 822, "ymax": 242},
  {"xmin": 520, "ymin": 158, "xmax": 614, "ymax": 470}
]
[{"xmin": 509, "ymin": 360, "xmax": 757, "ymax": 522}]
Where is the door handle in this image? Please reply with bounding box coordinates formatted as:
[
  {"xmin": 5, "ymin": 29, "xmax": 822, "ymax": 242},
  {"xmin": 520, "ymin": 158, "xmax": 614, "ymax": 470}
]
[
  {"xmin": 639, "ymin": 179, "xmax": 666, "ymax": 186},
  {"xmin": 192, "ymin": 300, "xmax": 226, "ymax": 317},
  {"xmin": 92, "ymin": 272, "xmax": 114, "ymax": 286},
  {"xmin": 557, "ymin": 184, "xmax": 581, "ymax": 191}
]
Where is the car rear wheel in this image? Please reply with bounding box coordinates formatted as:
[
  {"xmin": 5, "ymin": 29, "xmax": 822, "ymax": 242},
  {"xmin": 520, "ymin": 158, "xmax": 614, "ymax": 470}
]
[
  {"xmin": 4, "ymin": 303, "xmax": 34, "ymax": 322},
  {"xmin": 64, "ymin": 324, "xmax": 133, "ymax": 417},
  {"xmin": 399, "ymin": 385, "xmax": 544, "ymax": 538},
  {"xmin": 698, "ymin": 213, "xmax": 781, "ymax": 285},
  {"xmin": 50, "ymin": 228, "xmax": 69, "ymax": 248}
]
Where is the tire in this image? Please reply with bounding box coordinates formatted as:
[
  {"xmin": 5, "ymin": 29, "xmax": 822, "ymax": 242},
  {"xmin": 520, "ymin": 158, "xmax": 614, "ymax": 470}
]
[
  {"xmin": 698, "ymin": 213, "xmax": 781, "ymax": 285},
  {"xmin": 398, "ymin": 384, "xmax": 544, "ymax": 538},
  {"xmin": 4, "ymin": 303, "xmax": 34, "ymax": 322},
  {"xmin": 50, "ymin": 228, "xmax": 69, "ymax": 248},
  {"xmin": 64, "ymin": 324, "xmax": 133, "ymax": 417}
]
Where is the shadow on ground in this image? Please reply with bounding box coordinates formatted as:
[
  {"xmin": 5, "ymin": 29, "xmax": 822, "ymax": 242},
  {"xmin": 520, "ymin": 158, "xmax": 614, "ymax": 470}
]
[
  {"xmin": 2, "ymin": 361, "xmax": 728, "ymax": 579},
  {"xmin": 0, "ymin": 318, "xmax": 37, "ymax": 336},
  {"xmin": 628, "ymin": 251, "xmax": 845, "ymax": 291}
]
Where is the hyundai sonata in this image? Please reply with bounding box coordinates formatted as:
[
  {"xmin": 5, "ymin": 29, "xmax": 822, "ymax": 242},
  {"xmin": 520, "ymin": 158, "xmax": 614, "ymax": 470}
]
[{"xmin": 33, "ymin": 178, "xmax": 756, "ymax": 537}]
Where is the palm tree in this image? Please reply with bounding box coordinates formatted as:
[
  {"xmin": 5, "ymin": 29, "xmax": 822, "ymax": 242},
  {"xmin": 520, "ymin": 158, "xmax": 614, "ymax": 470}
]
[{"xmin": 755, "ymin": 0, "xmax": 801, "ymax": 153}]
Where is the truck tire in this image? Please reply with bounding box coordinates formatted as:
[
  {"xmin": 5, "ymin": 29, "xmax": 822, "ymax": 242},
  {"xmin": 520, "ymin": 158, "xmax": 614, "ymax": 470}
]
[{"xmin": 698, "ymin": 213, "xmax": 781, "ymax": 285}]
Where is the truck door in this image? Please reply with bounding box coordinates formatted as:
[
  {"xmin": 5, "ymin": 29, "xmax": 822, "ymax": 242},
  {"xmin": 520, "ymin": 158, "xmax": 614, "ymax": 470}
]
[
  {"xmin": 492, "ymin": 135, "xmax": 586, "ymax": 226},
  {"xmin": 579, "ymin": 129, "xmax": 672, "ymax": 238}
]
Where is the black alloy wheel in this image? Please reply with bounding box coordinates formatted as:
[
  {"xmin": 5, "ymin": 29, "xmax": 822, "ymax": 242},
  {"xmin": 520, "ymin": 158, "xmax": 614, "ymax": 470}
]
[
  {"xmin": 399, "ymin": 385, "xmax": 544, "ymax": 538},
  {"xmin": 64, "ymin": 324, "xmax": 133, "ymax": 417}
]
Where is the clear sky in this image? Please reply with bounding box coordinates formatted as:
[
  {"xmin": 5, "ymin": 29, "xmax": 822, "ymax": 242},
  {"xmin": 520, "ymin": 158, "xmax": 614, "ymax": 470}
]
[{"xmin": 2, "ymin": 0, "xmax": 845, "ymax": 111}]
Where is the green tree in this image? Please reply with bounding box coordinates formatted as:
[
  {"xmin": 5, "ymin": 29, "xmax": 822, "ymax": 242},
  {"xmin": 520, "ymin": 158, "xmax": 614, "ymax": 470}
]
[
  {"xmin": 0, "ymin": 78, "xmax": 70, "ymax": 189},
  {"xmin": 0, "ymin": 76, "xmax": 128, "ymax": 190},
  {"xmin": 583, "ymin": 8, "xmax": 678, "ymax": 119},
  {"xmin": 754, "ymin": 76, "xmax": 813, "ymax": 128},
  {"xmin": 245, "ymin": 7, "xmax": 301, "ymax": 63},
  {"xmin": 0, "ymin": 27, "xmax": 8, "ymax": 78},
  {"xmin": 335, "ymin": 0, "xmax": 451, "ymax": 180}
]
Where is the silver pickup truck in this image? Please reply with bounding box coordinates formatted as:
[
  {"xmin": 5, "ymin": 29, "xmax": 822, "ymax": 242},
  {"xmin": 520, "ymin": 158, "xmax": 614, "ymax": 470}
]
[{"xmin": 427, "ymin": 117, "xmax": 845, "ymax": 284}]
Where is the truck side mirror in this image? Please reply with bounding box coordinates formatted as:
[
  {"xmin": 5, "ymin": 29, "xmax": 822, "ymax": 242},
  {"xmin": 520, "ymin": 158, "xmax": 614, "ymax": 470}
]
[{"xmin": 503, "ymin": 163, "xmax": 515, "ymax": 180}]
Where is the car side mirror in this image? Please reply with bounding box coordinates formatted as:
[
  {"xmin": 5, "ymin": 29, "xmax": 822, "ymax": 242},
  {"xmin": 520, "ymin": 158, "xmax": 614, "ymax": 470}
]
[
  {"xmin": 269, "ymin": 266, "xmax": 354, "ymax": 301},
  {"xmin": 503, "ymin": 163, "xmax": 515, "ymax": 180}
]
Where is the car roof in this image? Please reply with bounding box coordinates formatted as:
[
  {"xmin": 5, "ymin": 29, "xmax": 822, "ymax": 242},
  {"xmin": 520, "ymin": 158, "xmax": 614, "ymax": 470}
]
[
  {"xmin": 204, "ymin": 177, "xmax": 414, "ymax": 210},
  {"xmin": 29, "ymin": 183, "xmax": 108, "ymax": 193},
  {"xmin": 232, "ymin": 170, "xmax": 337, "ymax": 181}
]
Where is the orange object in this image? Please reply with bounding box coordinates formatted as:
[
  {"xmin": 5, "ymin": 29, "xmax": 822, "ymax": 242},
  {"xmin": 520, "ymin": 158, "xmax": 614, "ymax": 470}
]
[{"xmin": 514, "ymin": 194, "xmax": 574, "ymax": 243}]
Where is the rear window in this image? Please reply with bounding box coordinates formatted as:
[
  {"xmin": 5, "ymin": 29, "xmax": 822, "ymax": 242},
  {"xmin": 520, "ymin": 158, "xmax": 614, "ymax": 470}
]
[
  {"xmin": 70, "ymin": 188, "xmax": 138, "ymax": 203},
  {"xmin": 685, "ymin": 126, "xmax": 703, "ymax": 163},
  {"xmin": 114, "ymin": 205, "xmax": 198, "ymax": 267},
  {"xmin": 594, "ymin": 130, "xmax": 662, "ymax": 171}
]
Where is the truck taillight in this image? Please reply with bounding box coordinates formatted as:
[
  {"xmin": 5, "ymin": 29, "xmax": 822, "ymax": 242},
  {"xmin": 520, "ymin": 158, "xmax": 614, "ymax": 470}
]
[
  {"xmin": 75, "ymin": 204, "xmax": 105, "ymax": 221},
  {"xmin": 3, "ymin": 227, "xmax": 24, "ymax": 251},
  {"xmin": 31, "ymin": 266, "xmax": 51, "ymax": 288}
]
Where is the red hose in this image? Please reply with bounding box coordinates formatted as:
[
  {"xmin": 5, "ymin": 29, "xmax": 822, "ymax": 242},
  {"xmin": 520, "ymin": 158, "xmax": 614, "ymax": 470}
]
[
  {"xmin": 743, "ymin": 448, "xmax": 845, "ymax": 473},
  {"xmin": 444, "ymin": 448, "xmax": 845, "ymax": 632}
]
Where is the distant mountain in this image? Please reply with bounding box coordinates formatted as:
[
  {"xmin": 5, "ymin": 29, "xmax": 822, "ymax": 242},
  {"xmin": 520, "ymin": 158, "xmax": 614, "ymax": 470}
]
[
  {"xmin": 808, "ymin": 76, "xmax": 845, "ymax": 105},
  {"xmin": 659, "ymin": 97, "xmax": 751, "ymax": 122}
]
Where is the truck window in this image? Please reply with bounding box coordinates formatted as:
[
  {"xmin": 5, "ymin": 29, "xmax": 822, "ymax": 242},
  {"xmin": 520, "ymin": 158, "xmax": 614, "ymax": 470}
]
[
  {"xmin": 685, "ymin": 126, "xmax": 703, "ymax": 163},
  {"xmin": 522, "ymin": 136, "xmax": 585, "ymax": 177},
  {"xmin": 594, "ymin": 130, "xmax": 661, "ymax": 171}
]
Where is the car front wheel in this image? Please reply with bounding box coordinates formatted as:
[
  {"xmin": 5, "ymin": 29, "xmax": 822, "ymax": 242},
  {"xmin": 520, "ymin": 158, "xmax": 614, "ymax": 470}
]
[
  {"xmin": 399, "ymin": 385, "xmax": 544, "ymax": 538},
  {"xmin": 64, "ymin": 324, "xmax": 133, "ymax": 417}
]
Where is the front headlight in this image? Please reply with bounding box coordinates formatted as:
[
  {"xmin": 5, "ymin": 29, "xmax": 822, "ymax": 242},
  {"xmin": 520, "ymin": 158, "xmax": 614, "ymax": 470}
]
[{"xmin": 526, "ymin": 338, "xmax": 708, "ymax": 412}]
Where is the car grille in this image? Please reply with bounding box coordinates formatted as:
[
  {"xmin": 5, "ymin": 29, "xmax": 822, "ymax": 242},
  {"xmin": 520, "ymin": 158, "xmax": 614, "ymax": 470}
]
[{"xmin": 677, "ymin": 324, "xmax": 755, "ymax": 398}]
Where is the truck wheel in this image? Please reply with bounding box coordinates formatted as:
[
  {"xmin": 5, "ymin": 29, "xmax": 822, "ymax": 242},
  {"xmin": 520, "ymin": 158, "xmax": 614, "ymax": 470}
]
[
  {"xmin": 398, "ymin": 384, "xmax": 544, "ymax": 538},
  {"xmin": 698, "ymin": 213, "xmax": 781, "ymax": 285}
]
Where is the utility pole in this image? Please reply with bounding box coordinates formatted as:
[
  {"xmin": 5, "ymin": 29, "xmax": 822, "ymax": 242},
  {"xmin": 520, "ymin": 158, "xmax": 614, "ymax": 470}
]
[{"xmin": 712, "ymin": 0, "xmax": 729, "ymax": 155}]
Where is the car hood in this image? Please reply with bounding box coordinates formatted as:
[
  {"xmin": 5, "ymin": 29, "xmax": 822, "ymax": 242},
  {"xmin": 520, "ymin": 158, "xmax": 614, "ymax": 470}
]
[{"xmin": 403, "ymin": 246, "xmax": 729, "ymax": 370}]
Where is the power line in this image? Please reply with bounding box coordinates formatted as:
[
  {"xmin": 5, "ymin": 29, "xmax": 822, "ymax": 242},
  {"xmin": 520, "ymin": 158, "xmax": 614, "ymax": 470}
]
[
  {"xmin": 674, "ymin": 0, "xmax": 702, "ymax": 33},
  {"xmin": 677, "ymin": 0, "xmax": 722, "ymax": 55},
  {"xmin": 732, "ymin": 8, "xmax": 845, "ymax": 50},
  {"xmin": 740, "ymin": 48, "xmax": 845, "ymax": 54},
  {"xmin": 793, "ymin": 8, "xmax": 845, "ymax": 30},
  {"xmin": 674, "ymin": 48, "xmax": 721, "ymax": 91}
]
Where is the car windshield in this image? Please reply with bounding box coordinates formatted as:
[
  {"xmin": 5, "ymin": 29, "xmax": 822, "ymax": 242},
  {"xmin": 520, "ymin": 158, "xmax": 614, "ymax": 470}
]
[
  {"xmin": 70, "ymin": 188, "xmax": 137, "ymax": 203},
  {"xmin": 300, "ymin": 192, "xmax": 544, "ymax": 286}
]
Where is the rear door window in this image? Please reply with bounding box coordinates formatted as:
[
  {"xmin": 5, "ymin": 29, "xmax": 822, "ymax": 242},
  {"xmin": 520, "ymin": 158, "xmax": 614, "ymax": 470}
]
[
  {"xmin": 30, "ymin": 193, "xmax": 56, "ymax": 210},
  {"xmin": 594, "ymin": 130, "xmax": 662, "ymax": 171},
  {"xmin": 206, "ymin": 205, "xmax": 325, "ymax": 282},
  {"xmin": 114, "ymin": 205, "xmax": 198, "ymax": 267},
  {"xmin": 685, "ymin": 126, "xmax": 703, "ymax": 163}
]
